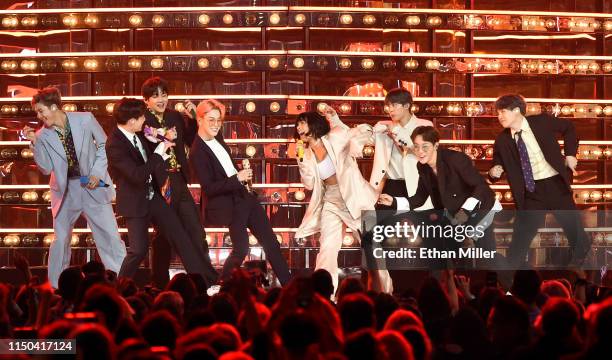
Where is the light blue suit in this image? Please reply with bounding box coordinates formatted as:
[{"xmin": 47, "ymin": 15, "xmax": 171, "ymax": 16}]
[{"xmin": 32, "ymin": 112, "xmax": 126, "ymax": 287}]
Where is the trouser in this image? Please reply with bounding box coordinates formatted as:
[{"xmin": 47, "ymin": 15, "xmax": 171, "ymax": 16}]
[{"xmin": 49, "ymin": 179, "xmax": 126, "ymax": 288}]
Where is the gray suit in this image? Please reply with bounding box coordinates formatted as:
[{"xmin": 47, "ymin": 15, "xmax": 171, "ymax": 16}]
[{"xmin": 32, "ymin": 112, "xmax": 126, "ymax": 288}]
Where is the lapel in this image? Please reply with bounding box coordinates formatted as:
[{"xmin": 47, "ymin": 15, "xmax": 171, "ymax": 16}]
[
  {"xmin": 67, "ymin": 113, "xmax": 85, "ymax": 158},
  {"xmin": 502, "ymin": 129, "xmax": 521, "ymax": 164},
  {"xmin": 114, "ymin": 128, "xmax": 145, "ymax": 164},
  {"xmin": 43, "ymin": 127, "xmax": 67, "ymax": 161},
  {"xmin": 435, "ymin": 150, "xmax": 447, "ymax": 197},
  {"xmin": 199, "ymin": 135, "xmax": 232, "ymax": 177},
  {"xmin": 321, "ymin": 136, "xmax": 336, "ymax": 165}
]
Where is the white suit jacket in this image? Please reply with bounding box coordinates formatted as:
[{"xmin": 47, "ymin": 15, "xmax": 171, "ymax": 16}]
[
  {"xmin": 31, "ymin": 112, "xmax": 115, "ymax": 217},
  {"xmin": 295, "ymin": 114, "xmax": 377, "ymax": 238}
]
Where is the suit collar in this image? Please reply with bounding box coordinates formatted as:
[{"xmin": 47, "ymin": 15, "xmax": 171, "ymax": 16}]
[
  {"xmin": 112, "ymin": 127, "xmax": 147, "ymax": 164},
  {"xmin": 65, "ymin": 113, "xmax": 86, "ymax": 158},
  {"xmin": 40, "ymin": 126, "xmax": 66, "ymax": 160},
  {"xmin": 197, "ymin": 134, "xmax": 232, "ymax": 176},
  {"xmin": 435, "ymin": 149, "xmax": 447, "ymax": 195}
]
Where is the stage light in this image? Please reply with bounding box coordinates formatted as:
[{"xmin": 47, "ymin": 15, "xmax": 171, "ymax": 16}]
[
  {"xmin": 604, "ymin": 191, "xmax": 612, "ymax": 201},
  {"xmin": 62, "ymin": 104, "xmax": 77, "ymax": 112},
  {"xmin": 603, "ymin": 106, "xmax": 612, "ymax": 116},
  {"xmin": 84, "ymin": 14, "xmax": 98, "ymax": 26},
  {"xmin": 294, "ymin": 190, "xmax": 305, "ymax": 201},
  {"xmin": 197, "ymin": 58, "xmax": 210, "ymax": 69},
  {"xmin": 70, "ymin": 234, "xmax": 80, "ymax": 246},
  {"xmin": 245, "ymin": 101, "xmax": 256, "ymax": 113},
  {"xmin": 128, "ymin": 58, "xmax": 142, "ymax": 69},
  {"xmin": 128, "ymin": 14, "xmax": 143, "ymax": 26},
  {"xmin": 427, "ymin": 16, "xmax": 443, "ymax": 27},
  {"xmin": 276, "ymin": 234, "xmax": 283, "ymax": 244},
  {"xmin": 246, "ymin": 145, "xmax": 256, "ymax": 157},
  {"xmin": 62, "ymin": 15, "xmax": 78, "ymax": 27},
  {"xmin": 292, "ymin": 57, "xmax": 305, "ymax": 68},
  {"xmin": 363, "ymin": 145, "xmax": 374, "ymax": 157},
  {"xmin": 249, "ymin": 235, "xmax": 257, "ymax": 246},
  {"xmin": 590, "ymin": 191, "xmax": 602, "ymax": 201},
  {"xmin": 205, "ymin": 234, "xmax": 213, "ymax": 246},
  {"xmin": 21, "ymin": 191, "xmax": 38, "ymax": 202},
  {"xmin": 362, "ymin": 14, "xmax": 376, "ymax": 25},
  {"xmin": 221, "ymin": 57, "xmax": 232, "ymax": 69},
  {"xmin": 342, "ymin": 235, "xmax": 354, "ymax": 246},
  {"xmin": 561, "ymin": 105, "xmax": 573, "ymax": 115},
  {"xmin": 22, "ymin": 235, "xmax": 38, "ymax": 246},
  {"xmin": 268, "ymin": 57, "xmax": 280, "ymax": 69},
  {"xmin": 592, "ymin": 148, "xmax": 603, "ymax": 158},
  {"xmin": 269, "ymin": 102, "xmax": 281, "ymax": 112},
  {"xmin": 294, "ymin": 237, "xmax": 307, "ymax": 246},
  {"xmin": 580, "ymin": 191, "xmax": 590, "ymax": 201},
  {"xmin": 317, "ymin": 14, "xmax": 330, "ymax": 25},
  {"xmin": 404, "ymin": 59, "xmax": 419, "ymax": 70},
  {"xmin": 316, "ymin": 102, "xmax": 327, "ymax": 113},
  {"xmin": 84, "ymin": 234, "xmax": 94, "ymax": 246},
  {"xmin": 222, "ymin": 14, "xmax": 233, "ymax": 25},
  {"xmin": 21, "ymin": 17, "xmax": 38, "ymax": 27},
  {"xmin": 603, "ymin": 148, "xmax": 612, "ymax": 158},
  {"xmin": 339, "ymin": 103, "xmax": 351, "ymax": 114},
  {"xmin": 604, "ymin": 20, "xmax": 612, "ymax": 31},
  {"xmin": 294, "ymin": 13, "xmax": 306, "ymax": 25},
  {"xmin": 62, "ymin": 59, "xmax": 77, "ymax": 70},
  {"xmin": 42, "ymin": 191, "xmax": 51, "ymax": 202},
  {"xmin": 495, "ymin": 192, "xmax": 503, "ymax": 201},
  {"xmin": 589, "ymin": 62, "xmax": 600, "ymax": 72},
  {"xmin": 405, "ymin": 15, "xmax": 421, "ymax": 26},
  {"xmin": 410, "ymin": 104, "xmax": 420, "ymax": 113},
  {"xmin": 385, "ymin": 15, "xmax": 399, "ymax": 26},
  {"xmin": 503, "ymin": 192, "xmax": 513, "ymax": 201},
  {"xmin": 152, "ymin": 14, "xmax": 165, "ymax": 26},
  {"xmin": 446, "ymin": 103, "xmax": 462, "ymax": 115},
  {"xmin": 338, "ymin": 58, "xmax": 352, "ymax": 69},
  {"xmin": 197, "ymin": 14, "xmax": 210, "ymax": 26},
  {"xmin": 340, "ymin": 14, "xmax": 353, "ymax": 25},
  {"xmin": 20, "ymin": 149, "xmax": 33, "ymax": 159},
  {"xmin": 2, "ymin": 16, "xmax": 18, "ymax": 28},
  {"xmin": 83, "ymin": 59, "xmax": 98, "ymax": 70},
  {"xmin": 269, "ymin": 13, "xmax": 281, "ymax": 25},
  {"xmin": 1, "ymin": 61, "xmax": 17, "ymax": 71},
  {"xmin": 150, "ymin": 58, "xmax": 164, "ymax": 69},
  {"xmin": 3, "ymin": 234, "xmax": 20, "ymax": 247},
  {"xmin": 105, "ymin": 103, "xmax": 115, "ymax": 114},
  {"xmin": 246, "ymin": 58, "xmax": 257, "ymax": 69},
  {"xmin": 174, "ymin": 103, "xmax": 185, "ymax": 112},
  {"xmin": 382, "ymin": 58, "xmax": 397, "ymax": 70},
  {"xmin": 20, "ymin": 60, "xmax": 37, "ymax": 71},
  {"xmin": 361, "ymin": 58, "xmax": 375, "ymax": 70},
  {"xmin": 43, "ymin": 234, "xmax": 54, "ymax": 246},
  {"xmin": 426, "ymin": 59, "xmax": 440, "ymax": 70}
]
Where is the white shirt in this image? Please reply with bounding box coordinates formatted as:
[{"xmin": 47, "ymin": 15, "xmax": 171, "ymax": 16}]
[
  {"xmin": 203, "ymin": 137, "xmax": 238, "ymax": 177},
  {"xmin": 387, "ymin": 115, "xmax": 419, "ymax": 179},
  {"xmin": 117, "ymin": 126, "xmax": 170, "ymax": 161},
  {"xmin": 510, "ymin": 118, "xmax": 558, "ymax": 180}
]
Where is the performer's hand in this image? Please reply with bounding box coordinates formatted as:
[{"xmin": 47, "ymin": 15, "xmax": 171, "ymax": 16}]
[
  {"xmin": 165, "ymin": 126, "xmax": 177, "ymax": 141},
  {"xmin": 453, "ymin": 209, "xmax": 469, "ymax": 225},
  {"xmin": 162, "ymin": 140, "xmax": 175, "ymax": 152},
  {"xmin": 86, "ymin": 175, "xmax": 100, "ymax": 189},
  {"xmin": 489, "ymin": 165, "xmax": 504, "ymax": 179},
  {"xmin": 22, "ymin": 125, "xmax": 36, "ymax": 144},
  {"xmin": 237, "ymin": 169, "xmax": 253, "ymax": 182},
  {"xmin": 455, "ymin": 275, "xmax": 473, "ymax": 299},
  {"xmin": 321, "ymin": 104, "xmax": 337, "ymax": 121},
  {"xmin": 565, "ymin": 156, "xmax": 578, "ymax": 176},
  {"xmin": 377, "ymin": 194, "xmax": 393, "ymax": 206},
  {"xmin": 183, "ymin": 100, "xmax": 196, "ymax": 119}
]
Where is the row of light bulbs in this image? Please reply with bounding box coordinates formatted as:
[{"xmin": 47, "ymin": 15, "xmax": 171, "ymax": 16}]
[{"xmin": 1, "ymin": 233, "xmax": 94, "ymax": 247}]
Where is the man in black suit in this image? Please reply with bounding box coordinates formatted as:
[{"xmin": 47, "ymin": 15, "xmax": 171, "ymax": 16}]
[
  {"xmin": 140, "ymin": 77, "xmax": 217, "ymax": 288},
  {"xmin": 189, "ymin": 99, "xmax": 291, "ymax": 285},
  {"xmin": 106, "ymin": 98, "xmax": 216, "ymax": 285},
  {"xmin": 489, "ymin": 94, "xmax": 590, "ymax": 268}
]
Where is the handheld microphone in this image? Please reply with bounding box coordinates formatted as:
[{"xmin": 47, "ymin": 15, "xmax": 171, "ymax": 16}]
[
  {"xmin": 296, "ymin": 140, "xmax": 305, "ymax": 162},
  {"xmin": 80, "ymin": 176, "xmax": 110, "ymax": 188},
  {"xmin": 143, "ymin": 125, "xmax": 171, "ymax": 143},
  {"xmin": 191, "ymin": 108, "xmax": 197, "ymax": 120},
  {"xmin": 241, "ymin": 159, "xmax": 253, "ymax": 192}
]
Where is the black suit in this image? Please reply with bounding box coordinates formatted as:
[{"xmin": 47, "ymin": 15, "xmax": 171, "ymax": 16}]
[
  {"xmin": 106, "ymin": 128, "xmax": 215, "ymax": 283},
  {"xmin": 190, "ymin": 134, "xmax": 291, "ymax": 285},
  {"xmin": 142, "ymin": 109, "xmax": 217, "ymax": 287},
  {"xmin": 492, "ymin": 114, "xmax": 590, "ymax": 267}
]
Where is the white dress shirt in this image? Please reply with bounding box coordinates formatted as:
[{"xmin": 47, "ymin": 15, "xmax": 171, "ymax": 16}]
[
  {"xmin": 387, "ymin": 115, "xmax": 419, "ymax": 180},
  {"xmin": 203, "ymin": 137, "xmax": 238, "ymax": 177},
  {"xmin": 117, "ymin": 126, "xmax": 170, "ymax": 161},
  {"xmin": 510, "ymin": 118, "xmax": 558, "ymax": 180}
]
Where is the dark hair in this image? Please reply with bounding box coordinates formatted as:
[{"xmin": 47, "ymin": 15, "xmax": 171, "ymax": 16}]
[
  {"xmin": 293, "ymin": 111, "xmax": 330, "ymax": 140},
  {"xmin": 410, "ymin": 126, "xmax": 440, "ymax": 144},
  {"xmin": 113, "ymin": 98, "xmax": 147, "ymax": 125},
  {"xmin": 141, "ymin": 76, "xmax": 169, "ymax": 99},
  {"xmin": 385, "ymin": 87, "xmax": 413, "ymax": 106},
  {"xmin": 495, "ymin": 94, "xmax": 526, "ymax": 115},
  {"xmin": 31, "ymin": 87, "xmax": 62, "ymax": 107},
  {"xmin": 339, "ymin": 293, "xmax": 375, "ymax": 335},
  {"xmin": 511, "ymin": 270, "xmax": 542, "ymax": 305},
  {"xmin": 312, "ymin": 269, "xmax": 334, "ymax": 300}
]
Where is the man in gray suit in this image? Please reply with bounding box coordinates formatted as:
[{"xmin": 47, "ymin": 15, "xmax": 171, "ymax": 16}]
[{"xmin": 24, "ymin": 87, "xmax": 126, "ymax": 288}]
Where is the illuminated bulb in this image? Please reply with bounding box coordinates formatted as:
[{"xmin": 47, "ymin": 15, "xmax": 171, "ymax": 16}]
[
  {"xmin": 577, "ymin": 62, "xmax": 589, "ymax": 72},
  {"xmin": 128, "ymin": 58, "xmax": 142, "ymax": 69},
  {"xmin": 362, "ymin": 14, "xmax": 376, "ymax": 25},
  {"xmin": 62, "ymin": 15, "xmax": 78, "ymax": 27},
  {"xmin": 339, "ymin": 103, "xmax": 351, "ymax": 114},
  {"xmin": 604, "ymin": 20, "xmax": 612, "ymax": 31},
  {"xmin": 604, "ymin": 191, "xmax": 612, "ymax": 200},
  {"xmin": 83, "ymin": 59, "xmax": 98, "ymax": 70},
  {"xmin": 2, "ymin": 16, "xmax": 18, "ymax": 27},
  {"xmin": 22, "ymin": 191, "xmax": 38, "ymax": 202},
  {"xmin": 588, "ymin": 62, "xmax": 600, "ymax": 72},
  {"xmin": 198, "ymin": 14, "xmax": 210, "ymax": 25},
  {"xmin": 245, "ymin": 145, "xmax": 256, "ymax": 157},
  {"xmin": 495, "ymin": 192, "xmax": 503, "ymax": 201},
  {"xmin": 222, "ymin": 13, "xmax": 233, "ymax": 24},
  {"xmin": 339, "ymin": 58, "xmax": 351, "ymax": 69},
  {"xmin": 1, "ymin": 61, "xmax": 17, "ymax": 70},
  {"xmin": 84, "ymin": 14, "xmax": 98, "ymax": 25},
  {"xmin": 3, "ymin": 234, "xmax": 20, "ymax": 247},
  {"xmin": 293, "ymin": 57, "xmax": 304, "ymax": 68},
  {"xmin": 603, "ymin": 148, "xmax": 611, "ymax": 158},
  {"xmin": 269, "ymin": 13, "xmax": 281, "ymax": 25},
  {"xmin": 43, "ymin": 234, "xmax": 54, "ymax": 246},
  {"xmin": 249, "ymin": 235, "xmax": 257, "ymax": 246},
  {"xmin": 269, "ymin": 102, "xmax": 280, "ymax": 112},
  {"xmin": 590, "ymin": 191, "xmax": 602, "ymax": 201},
  {"xmin": 294, "ymin": 190, "xmax": 305, "ymax": 201},
  {"xmin": 245, "ymin": 101, "xmax": 256, "ymax": 112},
  {"xmin": 602, "ymin": 106, "xmax": 612, "ymax": 116},
  {"xmin": 221, "ymin": 57, "xmax": 232, "ymax": 69},
  {"xmin": 62, "ymin": 104, "xmax": 77, "ymax": 112},
  {"xmin": 385, "ymin": 15, "xmax": 399, "ymax": 25},
  {"xmin": 580, "ymin": 191, "xmax": 590, "ymax": 201},
  {"xmin": 340, "ymin": 14, "xmax": 353, "ymax": 25},
  {"xmin": 21, "ymin": 235, "xmax": 38, "ymax": 246},
  {"xmin": 276, "ymin": 234, "xmax": 283, "ymax": 244},
  {"xmin": 21, "ymin": 17, "xmax": 38, "ymax": 26},
  {"xmin": 294, "ymin": 13, "xmax": 306, "ymax": 24},
  {"xmin": 363, "ymin": 145, "xmax": 374, "ymax": 157},
  {"xmin": 20, "ymin": 148, "xmax": 33, "ymax": 159},
  {"xmin": 152, "ymin": 15, "xmax": 164, "ymax": 26},
  {"xmin": 361, "ymin": 58, "xmax": 374, "ymax": 69},
  {"xmin": 42, "ymin": 191, "xmax": 51, "ymax": 202},
  {"xmin": 404, "ymin": 59, "xmax": 418, "ymax": 69},
  {"xmin": 129, "ymin": 14, "xmax": 142, "ymax": 26},
  {"xmin": 342, "ymin": 235, "xmax": 354, "ymax": 246},
  {"xmin": 503, "ymin": 192, "xmax": 513, "ymax": 201},
  {"xmin": 197, "ymin": 58, "xmax": 209, "ymax": 69},
  {"xmin": 174, "ymin": 103, "xmax": 185, "ymax": 112},
  {"xmin": 316, "ymin": 102, "xmax": 327, "ymax": 113},
  {"xmin": 205, "ymin": 234, "xmax": 212, "ymax": 246},
  {"xmin": 603, "ymin": 63, "xmax": 612, "ymax": 73},
  {"xmin": 427, "ymin": 16, "xmax": 442, "ymax": 26},
  {"xmin": 70, "ymin": 234, "xmax": 80, "ymax": 246},
  {"xmin": 561, "ymin": 105, "xmax": 573, "ymax": 115},
  {"xmin": 405, "ymin": 15, "xmax": 420, "ymax": 26},
  {"xmin": 446, "ymin": 103, "xmax": 462, "ymax": 115},
  {"xmin": 590, "ymin": 21, "xmax": 600, "ymax": 29},
  {"xmin": 581, "ymin": 149, "xmax": 591, "ymax": 158},
  {"xmin": 268, "ymin": 57, "xmax": 280, "ymax": 69},
  {"xmin": 592, "ymin": 148, "xmax": 603, "ymax": 158},
  {"xmin": 105, "ymin": 103, "xmax": 115, "ymax": 114},
  {"xmin": 575, "ymin": 105, "xmax": 587, "ymax": 114},
  {"xmin": 20, "ymin": 60, "xmax": 37, "ymax": 71},
  {"xmin": 150, "ymin": 58, "xmax": 164, "ymax": 69},
  {"xmin": 425, "ymin": 59, "xmax": 440, "ymax": 70}
]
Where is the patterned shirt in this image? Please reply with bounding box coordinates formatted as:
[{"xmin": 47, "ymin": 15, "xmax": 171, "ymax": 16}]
[
  {"xmin": 151, "ymin": 110, "xmax": 179, "ymax": 170},
  {"xmin": 54, "ymin": 118, "xmax": 80, "ymax": 178}
]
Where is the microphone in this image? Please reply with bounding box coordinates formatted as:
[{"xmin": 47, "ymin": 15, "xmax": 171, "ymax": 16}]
[
  {"xmin": 241, "ymin": 159, "xmax": 253, "ymax": 192},
  {"xmin": 296, "ymin": 140, "xmax": 305, "ymax": 162},
  {"xmin": 143, "ymin": 125, "xmax": 171, "ymax": 143},
  {"xmin": 80, "ymin": 176, "xmax": 110, "ymax": 188},
  {"xmin": 191, "ymin": 108, "xmax": 197, "ymax": 120}
]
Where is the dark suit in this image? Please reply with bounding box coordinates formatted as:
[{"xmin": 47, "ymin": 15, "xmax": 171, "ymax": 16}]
[
  {"xmin": 400, "ymin": 148, "xmax": 497, "ymax": 252},
  {"xmin": 106, "ymin": 128, "xmax": 214, "ymax": 283},
  {"xmin": 142, "ymin": 109, "xmax": 217, "ymax": 287},
  {"xmin": 190, "ymin": 134, "xmax": 291, "ymax": 285},
  {"xmin": 492, "ymin": 114, "xmax": 590, "ymax": 267}
]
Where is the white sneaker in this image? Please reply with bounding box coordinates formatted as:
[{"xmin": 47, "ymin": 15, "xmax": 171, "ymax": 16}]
[{"xmin": 207, "ymin": 284, "xmax": 221, "ymax": 296}]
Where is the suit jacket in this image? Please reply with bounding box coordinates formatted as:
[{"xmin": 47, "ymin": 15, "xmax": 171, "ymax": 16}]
[
  {"xmin": 401, "ymin": 148, "xmax": 496, "ymax": 219},
  {"xmin": 492, "ymin": 114, "xmax": 577, "ymax": 209},
  {"xmin": 295, "ymin": 114, "xmax": 378, "ymax": 238},
  {"xmin": 190, "ymin": 134, "xmax": 246, "ymax": 226},
  {"xmin": 143, "ymin": 109, "xmax": 196, "ymax": 182},
  {"xmin": 31, "ymin": 112, "xmax": 115, "ymax": 217},
  {"xmin": 106, "ymin": 127, "xmax": 167, "ymax": 217}
]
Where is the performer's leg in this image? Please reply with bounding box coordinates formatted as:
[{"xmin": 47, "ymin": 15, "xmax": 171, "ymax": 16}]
[
  {"xmin": 318, "ymin": 202, "xmax": 344, "ymax": 293},
  {"xmin": 82, "ymin": 200, "xmax": 126, "ymax": 274},
  {"xmin": 119, "ymin": 216, "xmax": 150, "ymax": 279}
]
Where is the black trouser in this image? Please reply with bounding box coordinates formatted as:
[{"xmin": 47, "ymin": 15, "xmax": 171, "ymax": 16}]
[
  {"xmin": 222, "ymin": 192, "xmax": 291, "ymax": 285},
  {"xmin": 508, "ymin": 175, "xmax": 591, "ymax": 268},
  {"xmin": 119, "ymin": 192, "xmax": 214, "ymax": 282},
  {"xmin": 151, "ymin": 172, "xmax": 219, "ymax": 288}
]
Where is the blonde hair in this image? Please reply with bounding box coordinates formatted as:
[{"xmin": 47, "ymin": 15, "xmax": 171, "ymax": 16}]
[{"xmin": 196, "ymin": 99, "xmax": 226, "ymax": 122}]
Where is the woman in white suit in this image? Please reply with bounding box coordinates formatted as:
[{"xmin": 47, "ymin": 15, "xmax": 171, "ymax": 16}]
[{"xmin": 293, "ymin": 105, "xmax": 390, "ymax": 293}]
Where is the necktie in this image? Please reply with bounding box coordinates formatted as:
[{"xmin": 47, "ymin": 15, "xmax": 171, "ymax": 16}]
[
  {"xmin": 515, "ymin": 131, "xmax": 536, "ymax": 193},
  {"xmin": 132, "ymin": 135, "xmax": 146, "ymax": 162},
  {"xmin": 133, "ymin": 135, "xmax": 154, "ymax": 200}
]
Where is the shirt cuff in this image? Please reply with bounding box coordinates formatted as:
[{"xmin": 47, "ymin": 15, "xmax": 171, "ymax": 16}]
[
  {"xmin": 461, "ymin": 197, "xmax": 481, "ymax": 211},
  {"xmin": 395, "ymin": 197, "xmax": 410, "ymax": 211},
  {"xmin": 154, "ymin": 142, "xmax": 171, "ymax": 161}
]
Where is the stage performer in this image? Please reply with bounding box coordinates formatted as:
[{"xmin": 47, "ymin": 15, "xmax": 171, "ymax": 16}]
[{"xmin": 25, "ymin": 87, "xmax": 126, "ymax": 288}]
